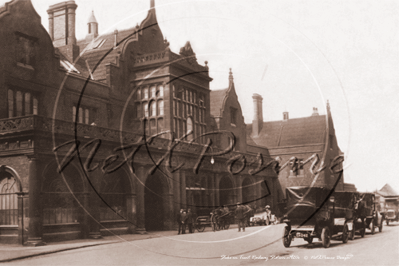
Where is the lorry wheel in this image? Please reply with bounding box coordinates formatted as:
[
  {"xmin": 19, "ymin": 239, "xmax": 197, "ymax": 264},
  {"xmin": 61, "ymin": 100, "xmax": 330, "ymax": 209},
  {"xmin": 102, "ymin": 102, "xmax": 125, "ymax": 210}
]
[
  {"xmin": 370, "ymin": 220, "xmax": 375, "ymax": 235},
  {"xmin": 342, "ymin": 224, "xmax": 349, "ymax": 243},
  {"xmin": 321, "ymin": 227, "xmax": 331, "ymax": 248},
  {"xmin": 283, "ymin": 227, "xmax": 292, "ymax": 248},
  {"xmin": 349, "ymin": 223, "xmax": 355, "ymax": 240}
]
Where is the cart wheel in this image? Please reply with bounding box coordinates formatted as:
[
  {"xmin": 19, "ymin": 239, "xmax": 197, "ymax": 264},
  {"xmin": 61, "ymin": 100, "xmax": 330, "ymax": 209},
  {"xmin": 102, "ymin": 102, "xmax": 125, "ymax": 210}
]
[
  {"xmin": 305, "ymin": 237, "xmax": 313, "ymax": 244},
  {"xmin": 196, "ymin": 223, "xmax": 205, "ymax": 232},
  {"xmin": 349, "ymin": 223, "xmax": 355, "ymax": 240},
  {"xmin": 224, "ymin": 222, "xmax": 230, "ymax": 230},
  {"xmin": 370, "ymin": 219, "xmax": 375, "ymax": 235},
  {"xmin": 283, "ymin": 227, "xmax": 291, "ymax": 248},
  {"xmin": 342, "ymin": 223, "xmax": 349, "ymax": 243},
  {"xmin": 378, "ymin": 220, "xmax": 383, "ymax": 232},
  {"xmin": 321, "ymin": 226, "xmax": 331, "ymax": 248}
]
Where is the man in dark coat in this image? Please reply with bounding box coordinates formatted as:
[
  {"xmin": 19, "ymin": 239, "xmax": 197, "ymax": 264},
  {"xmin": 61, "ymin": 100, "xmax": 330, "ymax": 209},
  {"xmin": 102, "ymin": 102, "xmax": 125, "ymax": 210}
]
[
  {"xmin": 177, "ymin": 209, "xmax": 184, "ymax": 234},
  {"xmin": 235, "ymin": 202, "xmax": 246, "ymax": 232},
  {"xmin": 187, "ymin": 208, "xmax": 194, "ymax": 233},
  {"xmin": 180, "ymin": 210, "xmax": 187, "ymax": 234}
]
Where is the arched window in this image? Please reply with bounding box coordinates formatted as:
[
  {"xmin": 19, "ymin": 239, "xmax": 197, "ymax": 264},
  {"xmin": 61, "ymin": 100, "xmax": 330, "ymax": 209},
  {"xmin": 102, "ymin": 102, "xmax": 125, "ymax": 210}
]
[
  {"xmin": 33, "ymin": 97, "xmax": 38, "ymax": 115},
  {"xmin": 24, "ymin": 93, "xmax": 31, "ymax": 115},
  {"xmin": 144, "ymin": 103, "xmax": 149, "ymax": 117},
  {"xmin": 16, "ymin": 91, "xmax": 22, "ymax": 117},
  {"xmin": 0, "ymin": 173, "xmax": 18, "ymax": 225},
  {"xmin": 150, "ymin": 101, "xmax": 156, "ymax": 117},
  {"xmin": 79, "ymin": 107, "xmax": 83, "ymax": 123},
  {"xmin": 85, "ymin": 109, "xmax": 90, "ymax": 124},
  {"xmin": 8, "ymin": 90, "xmax": 13, "ymax": 118},
  {"xmin": 187, "ymin": 117, "xmax": 193, "ymax": 141},
  {"xmin": 158, "ymin": 100, "xmax": 164, "ymax": 116},
  {"xmin": 158, "ymin": 85, "xmax": 164, "ymax": 97},
  {"xmin": 151, "ymin": 86, "xmax": 156, "ymax": 98},
  {"xmin": 72, "ymin": 106, "xmax": 77, "ymax": 122}
]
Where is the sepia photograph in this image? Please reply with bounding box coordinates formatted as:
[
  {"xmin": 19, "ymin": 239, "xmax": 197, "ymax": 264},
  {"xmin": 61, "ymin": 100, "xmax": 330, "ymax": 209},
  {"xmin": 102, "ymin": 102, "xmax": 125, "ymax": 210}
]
[{"xmin": 0, "ymin": 0, "xmax": 398, "ymax": 265}]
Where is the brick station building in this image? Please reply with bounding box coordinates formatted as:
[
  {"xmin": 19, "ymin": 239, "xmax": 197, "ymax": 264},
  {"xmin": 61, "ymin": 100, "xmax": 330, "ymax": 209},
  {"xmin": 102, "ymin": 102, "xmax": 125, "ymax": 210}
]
[{"xmin": 0, "ymin": 0, "xmax": 343, "ymax": 245}]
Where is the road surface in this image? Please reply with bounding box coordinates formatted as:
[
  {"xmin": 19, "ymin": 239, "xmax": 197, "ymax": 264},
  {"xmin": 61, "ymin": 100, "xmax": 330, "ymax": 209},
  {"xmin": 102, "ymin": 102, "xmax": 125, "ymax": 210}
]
[{"xmin": 9, "ymin": 222, "xmax": 399, "ymax": 265}]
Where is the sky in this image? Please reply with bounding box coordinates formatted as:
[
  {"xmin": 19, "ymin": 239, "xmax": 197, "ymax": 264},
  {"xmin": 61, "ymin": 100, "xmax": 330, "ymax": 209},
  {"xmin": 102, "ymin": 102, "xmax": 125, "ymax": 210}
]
[{"xmin": 5, "ymin": 0, "xmax": 398, "ymax": 193}]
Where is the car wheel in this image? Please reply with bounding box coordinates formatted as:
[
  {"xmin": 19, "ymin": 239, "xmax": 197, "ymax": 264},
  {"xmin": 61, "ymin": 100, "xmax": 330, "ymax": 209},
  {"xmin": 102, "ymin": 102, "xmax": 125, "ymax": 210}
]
[
  {"xmin": 283, "ymin": 227, "xmax": 292, "ymax": 248},
  {"xmin": 370, "ymin": 219, "xmax": 375, "ymax": 235},
  {"xmin": 321, "ymin": 227, "xmax": 331, "ymax": 248},
  {"xmin": 342, "ymin": 223, "xmax": 349, "ymax": 243}
]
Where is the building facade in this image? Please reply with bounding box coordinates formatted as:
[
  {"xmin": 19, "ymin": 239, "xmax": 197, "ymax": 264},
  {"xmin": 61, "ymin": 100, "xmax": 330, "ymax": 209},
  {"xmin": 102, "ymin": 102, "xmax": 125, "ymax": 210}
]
[{"xmin": 0, "ymin": 0, "xmax": 344, "ymax": 245}]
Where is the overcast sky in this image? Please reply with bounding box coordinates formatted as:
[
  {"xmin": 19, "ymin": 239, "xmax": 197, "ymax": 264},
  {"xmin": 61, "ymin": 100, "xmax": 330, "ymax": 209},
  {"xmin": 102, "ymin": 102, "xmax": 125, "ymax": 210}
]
[{"xmin": 5, "ymin": 0, "xmax": 398, "ymax": 193}]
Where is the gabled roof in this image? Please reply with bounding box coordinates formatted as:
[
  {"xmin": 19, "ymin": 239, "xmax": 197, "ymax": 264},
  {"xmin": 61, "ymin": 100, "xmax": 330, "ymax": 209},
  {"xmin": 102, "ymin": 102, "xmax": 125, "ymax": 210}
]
[
  {"xmin": 379, "ymin": 183, "xmax": 398, "ymax": 196},
  {"xmin": 210, "ymin": 89, "xmax": 228, "ymax": 117},
  {"xmin": 247, "ymin": 115, "xmax": 327, "ymax": 147}
]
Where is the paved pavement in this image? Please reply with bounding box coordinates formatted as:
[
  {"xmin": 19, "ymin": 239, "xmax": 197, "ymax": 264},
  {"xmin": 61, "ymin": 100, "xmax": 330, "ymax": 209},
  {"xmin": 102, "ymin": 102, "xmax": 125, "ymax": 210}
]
[{"xmin": 0, "ymin": 225, "xmax": 240, "ymax": 263}]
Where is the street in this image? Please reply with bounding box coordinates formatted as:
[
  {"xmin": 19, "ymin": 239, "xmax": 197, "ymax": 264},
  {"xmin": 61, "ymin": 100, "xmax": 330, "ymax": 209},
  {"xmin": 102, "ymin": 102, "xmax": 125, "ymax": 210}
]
[{"xmin": 8, "ymin": 223, "xmax": 399, "ymax": 265}]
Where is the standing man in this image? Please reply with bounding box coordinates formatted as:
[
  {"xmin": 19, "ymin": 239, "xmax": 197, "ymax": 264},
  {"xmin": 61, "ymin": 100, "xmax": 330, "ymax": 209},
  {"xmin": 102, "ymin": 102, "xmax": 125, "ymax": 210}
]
[
  {"xmin": 180, "ymin": 209, "xmax": 187, "ymax": 234},
  {"xmin": 177, "ymin": 209, "xmax": 183, "ymax": 235},
  {"xmin": 187, "ymin": 208, "xmax": 194, "ymax": 233},
  {"xmin": 235, "ymin": 202, "xmax": 246, "ymax": 232},
  {"xmin": 265, "ymin": 205, "xmax": 271, "ymax": 225}
]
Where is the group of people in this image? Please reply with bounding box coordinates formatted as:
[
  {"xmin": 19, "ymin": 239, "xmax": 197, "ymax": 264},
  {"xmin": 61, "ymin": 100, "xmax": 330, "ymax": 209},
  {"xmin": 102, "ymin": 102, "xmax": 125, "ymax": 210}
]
[{"xmin": 176, "ymin": 208, "xmax": 195, "ymax": 234}]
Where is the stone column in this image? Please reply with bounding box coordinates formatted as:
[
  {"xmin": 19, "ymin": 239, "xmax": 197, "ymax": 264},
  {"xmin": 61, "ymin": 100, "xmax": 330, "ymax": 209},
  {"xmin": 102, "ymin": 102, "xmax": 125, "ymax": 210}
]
[
  {"xmin": 237, "ymin": 176, "xmax": 243, "ymax": 204},
  {"xmin": 17, "ymin": 192, "xmax": 28, "ymax": 245},
  {"xmin": 180, "ymin": 171, "xmax": 186, "ymax": 210},
  {"xmin": 26, "ymin": 157, "xmax": 45, "ymax": 246},
  {"xmin": 126, "ymin": 194, "xmax": 137, "ymax": 233},
  {"xmin": 215, "ymin": 174, "xmax": 220, "ymax": 207},
  {"xmin": 136, "ymin": 166, "xmax": 146, "ymax": 234},
  {"xmin": 81, "ymin": 193, "xmax": 90, "ymax": 239},
  {"xmin": 165, "ymin": 194, "xmax": 174, "ymax": 230},
  {"xmin": 88, "ymin": 168, "xmax": 102, "ymax": 239}
]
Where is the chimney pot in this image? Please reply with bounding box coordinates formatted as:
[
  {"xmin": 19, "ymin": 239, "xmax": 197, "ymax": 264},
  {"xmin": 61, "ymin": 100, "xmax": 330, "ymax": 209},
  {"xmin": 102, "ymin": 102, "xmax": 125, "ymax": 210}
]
[
  {"xmin": 312, "ymin": 107, "xmax": 319, "ymax": 116},
  {"xmin": 283, "ymin": 112, "xmax": 289, "ymax": 121},
  {"xmin": 252, "ymin": 93, "xmax": 263, "ymax": 137}
]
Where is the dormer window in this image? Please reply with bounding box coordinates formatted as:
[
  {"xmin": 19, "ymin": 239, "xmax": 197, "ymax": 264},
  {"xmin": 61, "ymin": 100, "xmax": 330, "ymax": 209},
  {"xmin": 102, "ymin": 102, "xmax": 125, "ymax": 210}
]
[{"xmin": 15, "ymin": 32, "xmax": 37, "ymax": 68}]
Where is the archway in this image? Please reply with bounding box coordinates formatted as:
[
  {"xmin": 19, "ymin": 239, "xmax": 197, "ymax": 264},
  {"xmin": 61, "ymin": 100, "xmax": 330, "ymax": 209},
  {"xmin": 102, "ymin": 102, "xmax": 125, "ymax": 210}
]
[
  {"xmin": 0, "ymin": 171, "xmax": 20, "ymax": 226},
  {"xmin": 219, "ymin": 176, "xmax": 233, "ymax": 207},
  {"xmin": 144, "ymin": 173, "xmax": 168, "ymax": 231},
  {"xmin": 42, "ymin": 163, "xmax": 84, "ymax": 241},
  {"xmin": 242, "ymin": 177, "xmax": 254, "ymax": 206}
]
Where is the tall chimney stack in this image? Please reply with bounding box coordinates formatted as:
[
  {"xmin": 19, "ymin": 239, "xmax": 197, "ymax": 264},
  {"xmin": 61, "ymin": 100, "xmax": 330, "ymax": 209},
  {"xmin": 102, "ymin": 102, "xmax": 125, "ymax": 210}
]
[
  {"xmin": 47, "ymin": 1, "xmax": 79, "ymax": 62},
  {"xmin": 47, "ymin": 1, "xmax": 77, "ymax": 46},
  {"xmin": 252, "ymin": 94, "xmax": 263, "ymax": 137}
]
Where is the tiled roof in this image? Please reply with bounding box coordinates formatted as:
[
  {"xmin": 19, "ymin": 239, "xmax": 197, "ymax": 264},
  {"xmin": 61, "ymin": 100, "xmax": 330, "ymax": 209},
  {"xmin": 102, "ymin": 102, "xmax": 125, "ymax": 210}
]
[
  {"xmin": 73, "ymin": 28, "xmax": 138, "ymax": 82},
  {"xmin": 379, "ymin": 183, "xmax": 398, "ymax": 196},
  {"xmin": 210, "ymin": 89, "xmax": 228, "ymax": 117},
  {"xmin": 247, "ymin": 115, "xmax": 327, "ymax": 147}
]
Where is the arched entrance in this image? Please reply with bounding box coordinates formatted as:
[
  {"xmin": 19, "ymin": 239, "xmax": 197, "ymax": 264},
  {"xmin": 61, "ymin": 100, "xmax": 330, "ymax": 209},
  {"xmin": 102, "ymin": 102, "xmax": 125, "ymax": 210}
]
[
  {"xmin": 99, "ymin": 168, "xmax": 132, "ymax": 235},
  {"xmin": 144, "ymin": 173, "xmax": 168, "ymax": 231},
  {"xmin": 42, "ymin": 163, "xmax": 84, "ymax": 241},
  {"xmin": 242, "ymin": 177, "xmax": 254, "ymax": 206},
  {"xmin": 219, "ymin": 176, "xmax": 233, "ymax": 207}
]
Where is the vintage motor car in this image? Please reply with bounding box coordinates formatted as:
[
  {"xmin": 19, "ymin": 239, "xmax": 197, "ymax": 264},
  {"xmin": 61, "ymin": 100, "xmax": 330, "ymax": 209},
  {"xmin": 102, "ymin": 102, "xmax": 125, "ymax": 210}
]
[
  {"xmin": 250, "ymin": 208, "xmax": 276, "ymax": 226},
  {"xmin": 357, "ymin": 192, "xmax": 384, "ymax": 234},
  {"xmin": 381, "ymin": 198, "xmax": 399, "ymax": 225},
  {"xmin": 282, "ymin": 186, "xmax": 350, "ymax": 248}
]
